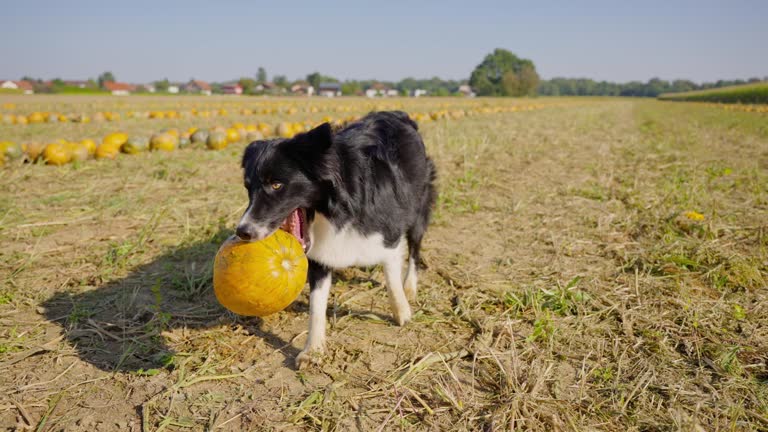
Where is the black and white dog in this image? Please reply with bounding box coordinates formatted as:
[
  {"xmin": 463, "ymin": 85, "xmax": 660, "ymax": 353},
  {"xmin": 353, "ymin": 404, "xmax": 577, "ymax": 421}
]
[{"xmin": 236, "ymin": 111, "xmax": 437, "ymax": 368}]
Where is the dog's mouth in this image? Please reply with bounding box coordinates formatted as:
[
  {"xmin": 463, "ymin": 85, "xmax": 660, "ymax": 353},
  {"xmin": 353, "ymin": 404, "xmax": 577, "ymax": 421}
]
[{"xmin": 280, "ymin": 208, "xmax": 310, "ymax": 253}]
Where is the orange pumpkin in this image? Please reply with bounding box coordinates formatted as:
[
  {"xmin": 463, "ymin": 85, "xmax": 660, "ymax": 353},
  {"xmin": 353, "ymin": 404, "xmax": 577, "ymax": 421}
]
[
  {"xmin": 43, "ymin": 143, "xmax": 72, "ymax": 165},
  {"xmin": 213, "ymin": 231, "xmax": 307, "ymax": 317}
]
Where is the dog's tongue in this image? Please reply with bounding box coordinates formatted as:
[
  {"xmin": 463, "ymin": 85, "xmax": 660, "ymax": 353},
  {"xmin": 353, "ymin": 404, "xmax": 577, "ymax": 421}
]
[{"xmin": 280, "ymin": 209, "xmax": 304, "ymax": 246}]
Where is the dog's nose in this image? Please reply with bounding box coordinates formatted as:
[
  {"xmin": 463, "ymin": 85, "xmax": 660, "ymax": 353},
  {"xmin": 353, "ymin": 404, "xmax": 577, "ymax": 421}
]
[{"xmin": 235, "ymin": 224, "xmax": 256, "ymax": 241}]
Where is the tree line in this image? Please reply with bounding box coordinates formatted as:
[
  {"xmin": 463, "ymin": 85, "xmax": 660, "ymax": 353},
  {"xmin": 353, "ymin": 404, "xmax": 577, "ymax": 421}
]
[
  {"xmin": 15, "ymin": 49, "xmax": 765, "ymax": 97},
  {"xmin": 537, "ymin": 77, "xmax": 768, "ymax": 97}
]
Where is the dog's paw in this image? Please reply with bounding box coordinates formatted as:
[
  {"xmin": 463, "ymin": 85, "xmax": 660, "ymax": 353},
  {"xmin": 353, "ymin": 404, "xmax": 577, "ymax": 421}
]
[
  {"xmin": 393, "ymin": 305, "xmax": 412, "ymax": 327},
  {"xmin": 295, "ymin": 348, "xmax": 324, "ymax": 370},
  {"xmin": 403, "ymin": 279, "xmax": 417, "ymax": 302}
]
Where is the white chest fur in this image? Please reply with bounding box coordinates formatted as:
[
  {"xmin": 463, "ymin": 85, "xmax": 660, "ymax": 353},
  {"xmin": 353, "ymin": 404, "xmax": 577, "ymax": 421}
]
[{"xmin": 307, "ymin": 213, "xmax": 402, "ymax": 268}]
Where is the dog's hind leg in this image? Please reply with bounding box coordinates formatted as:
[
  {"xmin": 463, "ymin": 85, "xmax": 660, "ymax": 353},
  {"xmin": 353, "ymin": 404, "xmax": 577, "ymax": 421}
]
[
  {"xmin": 405, "ymin": 158, "xmax": 437, "ymax": 301},
  {"xmin": 383, "ymin": 242, "xmax": 412, "ymax": 326},
  {"xmin": 296, "ymin": 260, "xmax": 331, "ymax": 369},
  {"xmin": 404, "ymin": 230, "xmax": 422, "ymax": 302}
]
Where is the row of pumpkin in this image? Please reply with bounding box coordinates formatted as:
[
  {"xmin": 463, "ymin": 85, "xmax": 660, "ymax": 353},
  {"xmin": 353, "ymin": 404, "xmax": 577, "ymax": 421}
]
[
  {"xmin": 0, "ymin": 120, "xmax": 322, "ymax": 166},
  {"xmin": 0, "ymin": 103, "xmax": 559, "ymax": 166},
  {"xmin": 0, "ymin": 101, "xmax": 551, "ymax": 127}
]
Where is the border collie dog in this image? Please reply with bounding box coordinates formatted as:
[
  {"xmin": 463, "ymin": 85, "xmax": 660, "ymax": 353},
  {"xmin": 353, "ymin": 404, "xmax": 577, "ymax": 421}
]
[{"xmin": 237, "ymin": 111, "xmax": 437, "ymax": 368}]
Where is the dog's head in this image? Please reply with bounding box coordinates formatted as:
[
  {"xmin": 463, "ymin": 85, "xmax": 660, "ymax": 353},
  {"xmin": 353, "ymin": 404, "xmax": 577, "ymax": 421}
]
[{"xmin": 236, "ymin": 122, "xmax": 333, "ymax": 250}]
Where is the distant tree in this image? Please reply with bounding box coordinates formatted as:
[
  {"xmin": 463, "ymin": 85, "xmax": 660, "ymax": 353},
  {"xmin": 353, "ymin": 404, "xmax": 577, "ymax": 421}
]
[
  {"xmin": 211, "ymin": 83, "xmax": 223, "ymax": 94},
  {"xmin": 98, "ymin": 71, "xmax": 116, "ymax": 88},
  {"xmin": 306, "ymin": 72, "xmax": 321, "ymax": 89},
  {"xmin": 21, "ymin": 75, "xmax": 36, "ymax": 82},
  {"xmin": 257, "ymin": 67, "xmax": 267, "ymax": 83},
  {"xmin": 341, "ymin": 81, "xmax": 362, "ymax": 96},
  {"xmin": 501, "ymin": 71, "xmax": 520, "ymax": 96},
  {"xmin": 273, "ymin": 75, "xmax": 288, "ymax": 88},
  {"xmin": 155, "ymin": 79, "xmax": 170, "ymax": 92},
  {"xmin": 239, "ymin": 78, "xmax": 257, "ymax": 94},
  {"xmin": 469, "ymin": 48, "xmax": 539, "ymax": 96},
  {"xmin": 52, "ymin": 78, "xmax": 64, "ymax": 86},
  {"xmin": 518, "ymin": 64, "xmax": 539, "ymax": 96}
]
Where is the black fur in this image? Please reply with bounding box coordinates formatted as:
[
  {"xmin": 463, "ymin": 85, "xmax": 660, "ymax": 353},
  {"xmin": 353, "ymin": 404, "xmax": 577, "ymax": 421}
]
[{"xmin": 239, "ymin": 110, "xmax": 437, "ymax": 272}]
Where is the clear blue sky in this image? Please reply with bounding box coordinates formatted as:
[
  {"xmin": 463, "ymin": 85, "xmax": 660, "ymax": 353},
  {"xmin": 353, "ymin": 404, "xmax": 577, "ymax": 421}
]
[{"xmin": 1, "ymin": 0, "xmax": 765, "ymax": 84}]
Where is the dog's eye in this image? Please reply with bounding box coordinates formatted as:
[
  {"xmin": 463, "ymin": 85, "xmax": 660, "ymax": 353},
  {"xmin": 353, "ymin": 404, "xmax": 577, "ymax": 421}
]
[{"xmin": 270, "ymin": 182, "xmax": 283, "ymax": 191}]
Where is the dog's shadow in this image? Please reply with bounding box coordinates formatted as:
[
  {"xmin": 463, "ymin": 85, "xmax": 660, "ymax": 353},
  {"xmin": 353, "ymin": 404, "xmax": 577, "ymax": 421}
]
[
  {"xmin": 41, "ymin": 227, "xmax": 306, "ymax": 372},
  {"xmin": 42, "ymin": 227, "xmax": 393, "ymax": 372}
]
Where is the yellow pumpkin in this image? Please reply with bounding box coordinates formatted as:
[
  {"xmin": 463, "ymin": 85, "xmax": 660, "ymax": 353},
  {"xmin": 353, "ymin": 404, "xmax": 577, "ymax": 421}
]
[
  {"xmin": 43, "ymin": 143, "xmax": 72, "ymax": 165},
  {"xmin": 103, "ymin": 132, "xmax": 129, "ymax": 148},
  {"xmin": 213, "ymin": 231, "xmax": 308, "ymax": 317},
  {"xmin": 258, "ymin": 122, "xmax": 273, "ymax": 136},
  {"xmin": 275, "ymin": 122, "xmax": 294, "ymax": 138},
  {"xmin": 24, "ymin": 142, "xmax": 46, "ymax": 161},
  {"xmin": 80, "ymin": 139, "xmax": 97, "ymax": 155},
  {"xmin": 150, "ymin": 133, "xmax": 176, "ymax": 151},
  {"xmin": 67, "ymin": 142, "xmax": 90, "ymax": 162},
  {"xmin": 95, "ymin": 143, "xmax": 120, "ymax": 160},
  {"xmin": 206, "ymin": 131, "xmax": 228, "ymax": 150},
  {"xmin": 27, "ymin": 112, "xmax": 45, "ymax": 124},
  {"xmin": 0, "ymin": 141, "xmax": 23, "ymax": 161},
  {"xmin": 225, "ymin": 128, "xmax": 240, "ymax": 143}
]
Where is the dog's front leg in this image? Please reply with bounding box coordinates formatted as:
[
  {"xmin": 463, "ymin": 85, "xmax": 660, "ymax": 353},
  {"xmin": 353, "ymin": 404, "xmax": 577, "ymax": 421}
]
[{"xmin": 296, "ymin": 260, "xmax": 331, "ymax": 369}]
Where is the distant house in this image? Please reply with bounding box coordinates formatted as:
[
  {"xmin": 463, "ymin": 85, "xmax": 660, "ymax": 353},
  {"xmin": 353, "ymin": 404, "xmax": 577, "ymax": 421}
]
[
  {"xmin": 290, "ymin": 82, "xmax": 315, "ymax": 96},
  {"xmin": 138, "ymin": 83, "xmax": 156, "ymax": 93},
  {"xmin": 64, "ymin": 80, "xmax": 89, "ymax": 89},
  {"xmin": 458, "ymin": 84, "xmax": 476, "ymax": 97},
  {"xmin": 103, "ymin": 81, "xmax": 134, "ymax": 96},
  {"xmin": 1, "ymin": 80, "xmax": 34, "ymax": 94},
  {"xmin": 365, "ymin": 83, "xmax": 385, "ymax": 98},
  {"xmin": 167, "ymin": 84, "xmax": 180, "ymax": 94},
  {"xmin": 221, "ymin": 83, "xmax": 243, "ymax": 95},
  {"xmin": 184, "ymin": 80, "xmax": 211, "ymax": 96},
  {"xmin": 365, "ymin": 83, "xmax": 398, "ymax": 98},
  {"xmin": 318, "ymin": 82, "xmax": 342, "ymax": 97},
  {"xmin": 412, "ymin": 89, "xmax": 428, "ymax": 97}
]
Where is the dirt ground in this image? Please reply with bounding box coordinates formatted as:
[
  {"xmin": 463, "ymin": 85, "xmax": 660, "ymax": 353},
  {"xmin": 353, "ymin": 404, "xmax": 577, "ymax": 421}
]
[{"xmin": 1, "ymin": 98, "xmax": 767, "ymax": 431}]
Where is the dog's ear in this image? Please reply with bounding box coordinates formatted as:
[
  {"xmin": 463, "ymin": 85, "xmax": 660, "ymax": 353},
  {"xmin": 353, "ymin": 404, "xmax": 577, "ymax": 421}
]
[{"xmin": 292, "ymin": 122, "xmax": 332, "ymax": 158}]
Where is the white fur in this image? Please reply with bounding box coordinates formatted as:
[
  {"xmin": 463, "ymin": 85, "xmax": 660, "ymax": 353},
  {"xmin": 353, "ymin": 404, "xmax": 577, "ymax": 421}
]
[
  {"xmin": 237, "ymin": 203, "xmax": 272, "ymax": 240},
  {"xmin": 383, "ymin": 251, "xmax": 412, "ymax": 326},
  {"xmin": 296, "ymin": 272, "xmax": 331, "ymax": 368},
  {"xmin": 296, "ymin": 213, "xmax": 413, "ymax": 368},
  {"xmin": 307, "ymin": 213, "xmax": 399, "ymax": 268},
  {"xmin": 404, "ymin": 257, "xmax": 418, "ymax": 300}
]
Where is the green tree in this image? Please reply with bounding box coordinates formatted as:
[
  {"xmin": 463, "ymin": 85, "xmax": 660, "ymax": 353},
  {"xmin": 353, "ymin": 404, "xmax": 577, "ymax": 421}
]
[
  {"xmin": 306, "ymin": 72, "xmax": 321, "ymax": 89},
  {"xmin": 469, "ymin": 49, "xmax": 539, "ymax": 96},
  {"xmin": 239, "ymin": 78, "xmax": 256, "ymax": 94},
  {"xmin": 341, "ymin": 81, "xmax": 362, "ymax": 96},
  {"xmin": 273, "ymin": 75, "xmax": 288, "ymax": 88},
  {"xmin": 98, "ymin": 71, "xmax": 116, "ymax": 88},
  {"xmin": 154, "ymin": 79, "xmax": 170, "ymax": 92},
  {"xmin": 257, "ymin": 67, "xmax": 267, "ymax": 83}
]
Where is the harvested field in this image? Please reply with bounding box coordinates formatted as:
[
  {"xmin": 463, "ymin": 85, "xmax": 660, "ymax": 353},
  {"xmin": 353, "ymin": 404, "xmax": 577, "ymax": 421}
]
[{"xmin": 1, "ymin": 96, "xmax": 767, "ymax": 431}]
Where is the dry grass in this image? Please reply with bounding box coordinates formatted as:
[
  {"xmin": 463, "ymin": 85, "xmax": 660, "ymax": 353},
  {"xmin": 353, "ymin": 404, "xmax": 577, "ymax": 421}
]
[{"xmin": 1, "ymin": 96, "xmax": 767, "ymax": 431}]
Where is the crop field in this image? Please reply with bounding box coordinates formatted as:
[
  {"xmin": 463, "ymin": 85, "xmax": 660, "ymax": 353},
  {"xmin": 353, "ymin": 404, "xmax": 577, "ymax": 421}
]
[
  {"xmin": 658, "ymin": 82, "xmax": 768, "ymax": 105},
  {"xmin": 1, "ymin": 95, "xmax": 767, "ymax": 431}
]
